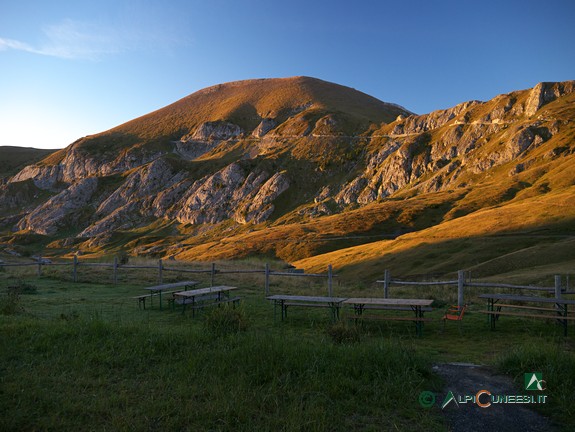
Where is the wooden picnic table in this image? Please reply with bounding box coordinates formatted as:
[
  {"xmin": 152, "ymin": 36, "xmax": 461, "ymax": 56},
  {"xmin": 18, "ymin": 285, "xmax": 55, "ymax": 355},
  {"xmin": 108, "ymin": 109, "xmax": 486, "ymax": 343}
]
[
  {"xmin": 138, "ymin": 280, "xmax": 199, "ymax": 310},
  {"xmin": 478, "ymin": 293, "xmax": 575, "ymax": 336},
  {"xmin": 343, "ymin": 298, "xmax": 434, "ymax": 336},
  {"xmin": 266, "ymin": 295, "xmax": 348, "ymax": 322},
  {"xmin": 174, "ymin": 285, "xmax": 239, "ymax": 316}
]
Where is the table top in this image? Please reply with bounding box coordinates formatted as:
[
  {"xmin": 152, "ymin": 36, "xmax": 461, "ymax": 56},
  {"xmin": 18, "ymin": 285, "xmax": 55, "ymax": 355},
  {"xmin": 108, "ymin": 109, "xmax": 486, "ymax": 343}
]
[
  {"xmin": 175, "ymin": 286, "xmax": 237, "ymax": 298},
  {"xmin": 144, "ymin": 281, "xmax": 199, "ymax": 291},
  {"xmin": 343, "ymin": 297, "xmax": 434, "ymax": 307},
  {"xmin": 478, "ymin": 293, "xmax": 575, "ymax": 305},
  {"xmin": 266, "ymin": 295, "xmax": 348, "ymax": 303}
]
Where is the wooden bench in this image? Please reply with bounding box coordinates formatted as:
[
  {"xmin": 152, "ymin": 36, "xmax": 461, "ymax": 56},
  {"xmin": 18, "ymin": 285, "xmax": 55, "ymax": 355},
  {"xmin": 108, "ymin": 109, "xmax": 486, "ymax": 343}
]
[
  {"xmin": 359, "ymin": 305, "xmax": 433, "ymax": 312},
  {"xmin": 266, "ymin": 295, "xmax": 348, "ymax": 322},
  {"xmin": 479, "ymin": 309, "xmax": 575, "ymax": 336},
  {"xmin": 169, "ymin": 294, "xmax": 241, "ymax": 310},
  {"xmin": 348, "ymin": 315, "xmax": 432, "ymax": 322},
  {"xmin": 284, "ymin": 302, "xmax": 333, "ymax": 309},
  {"xmin": 135, "ymin": 281, "xmax": 199, "ymax": 310},
  {"xmin": 491, "ymin": 303, "xmax": 557, "ymax": 312},
  {"xmin": 189, "ymin": 296, "xmax": 241, "ymax": 310},
  {"xmin": 134, "ymin": 290, "xmax": 182, "ymax": 310},
  {"xmin": 479, "ymin": 310, "xmax": 575, "ymax": 320},
  {"xmin": 133, "ymin": 293, "xmax": 159, "ymax": 310}
]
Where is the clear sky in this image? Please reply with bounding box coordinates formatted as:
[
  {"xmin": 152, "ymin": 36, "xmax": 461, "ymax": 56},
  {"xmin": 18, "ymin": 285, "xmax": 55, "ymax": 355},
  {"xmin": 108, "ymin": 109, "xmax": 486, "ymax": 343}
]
[{"xmin": 1, "ymin": 0, "xmax": 574, "ymax": 149}]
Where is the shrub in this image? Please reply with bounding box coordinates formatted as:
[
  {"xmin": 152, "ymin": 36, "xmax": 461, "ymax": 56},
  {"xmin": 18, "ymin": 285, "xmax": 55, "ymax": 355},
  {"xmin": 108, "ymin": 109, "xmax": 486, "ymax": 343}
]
[
  {"xmin": 7, "ymin": 281, "xmax": 38, "ymax": 295},
  {"xmin": 203, "ymin": 306, "xmax": 248, "ymax": 337},
  {"xmin": 0, "ymin": 290, "xmax": 23, "ymax": 315},
  {"xmin": 326, "ymin": 321, "xmax": 361, "ymax": 344}
]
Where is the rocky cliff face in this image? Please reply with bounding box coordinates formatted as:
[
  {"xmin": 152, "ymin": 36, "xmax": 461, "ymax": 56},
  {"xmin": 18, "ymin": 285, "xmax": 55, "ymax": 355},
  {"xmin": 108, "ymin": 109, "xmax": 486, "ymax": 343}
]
[
  {"xmin": 1, "ymin": 78, "xmax": 574, "ymax": 258},
  {"xmin": 17, "ymin": 177, "xmax": 99, "ymax": 235}
]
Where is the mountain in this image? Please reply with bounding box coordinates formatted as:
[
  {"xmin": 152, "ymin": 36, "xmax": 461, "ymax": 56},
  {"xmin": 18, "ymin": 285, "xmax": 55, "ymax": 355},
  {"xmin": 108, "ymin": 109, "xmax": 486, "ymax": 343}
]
[
  {"xmin": 0, "ymin": 146, "xmax": 57, "ymax": 179},
  {"xmin": 1, "ymin": 77, "xmax": 574, "ymax": 283}
]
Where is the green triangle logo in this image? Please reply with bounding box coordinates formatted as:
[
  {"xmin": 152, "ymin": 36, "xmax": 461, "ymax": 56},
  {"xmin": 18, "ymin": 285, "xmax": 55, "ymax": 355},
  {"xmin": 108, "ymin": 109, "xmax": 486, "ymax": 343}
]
[
  {"xmin": 525, "ymin": 373, "xmax": 544, "ymax": 391},
  {"xmin": 441, "ymin": 391, "xmax": 459, "ymax": 409}
]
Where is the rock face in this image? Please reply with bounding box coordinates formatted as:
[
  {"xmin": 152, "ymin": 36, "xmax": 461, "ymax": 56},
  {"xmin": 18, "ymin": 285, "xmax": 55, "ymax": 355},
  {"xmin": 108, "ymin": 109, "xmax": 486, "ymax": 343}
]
[
  {"xmin": 252, "ymin": 118, "xmax": 277, "ymax": 137},
  {"xmin": 186, "ymin": 121, "xmax": 243, "ymax": 142},
  {"xmin": 173, "ymin": 164, "xmax": 289, "ymax": 225},
  {"xmin": 525, "ymin": 81, "xmax": 575, "ymax": 116},
  {"xmin": 2, "ymin": 78, "xmax": 574, "ymax": 257},
  {"xmin": 17, "ymin": 177, "xmax": 98, "ymax": 235}
]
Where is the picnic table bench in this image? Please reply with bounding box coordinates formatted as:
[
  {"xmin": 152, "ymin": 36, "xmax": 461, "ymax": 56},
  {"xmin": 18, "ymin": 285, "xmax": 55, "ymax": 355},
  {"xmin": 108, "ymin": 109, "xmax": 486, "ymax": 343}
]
[
  {"xmin": 266, "ymin": 295, "xmax": 348, "ymax": 322},
  {"xmin": 173, "ymin": 286, "xmax": 239, "ymax": 316},
  {"xmin": 134, "ymin": 281, "xmax": 199, "ymax": 310},
  {"xmin": 344, "ymin": 298, "xmax": 434, "ymax": 336},
  {"xmin": 478, "ymin": 293, "xmax": 575, "ymax": 336}
]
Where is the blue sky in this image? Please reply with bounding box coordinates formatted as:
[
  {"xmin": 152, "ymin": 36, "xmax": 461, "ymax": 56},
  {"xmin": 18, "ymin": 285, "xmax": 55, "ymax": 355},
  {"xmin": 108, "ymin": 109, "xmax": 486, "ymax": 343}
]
[{"xmin": 1, "ymin": 0, "xmax": 574, "ymax": 149}]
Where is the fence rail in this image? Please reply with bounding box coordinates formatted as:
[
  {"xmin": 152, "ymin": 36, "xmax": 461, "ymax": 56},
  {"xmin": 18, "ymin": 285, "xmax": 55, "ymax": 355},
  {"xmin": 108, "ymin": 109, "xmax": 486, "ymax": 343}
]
[
  {"xmin": 0, "ymin": 257, "xmax": 335, "ymax": 296},
  {"xmin": 378, "ymin": 269, "xmax": 564, "ymax": 307},
  {"xmin": 0, "ymin": 259, "xmax": 568, "ymax": 305}
]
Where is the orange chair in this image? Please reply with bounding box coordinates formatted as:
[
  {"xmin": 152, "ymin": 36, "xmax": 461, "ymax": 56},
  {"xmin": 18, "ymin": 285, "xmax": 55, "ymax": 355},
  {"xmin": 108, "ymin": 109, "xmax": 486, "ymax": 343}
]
[{"xmin": 442, "ymin": 304, "xmax": 467, "ymax": 332}]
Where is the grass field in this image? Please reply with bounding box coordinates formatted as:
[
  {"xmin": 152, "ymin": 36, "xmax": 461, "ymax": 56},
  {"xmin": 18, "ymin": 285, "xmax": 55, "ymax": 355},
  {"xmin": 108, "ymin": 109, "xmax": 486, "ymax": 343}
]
[{"xmin": 1, "ymin": 261, "xmax": 574, "ymax": 431}]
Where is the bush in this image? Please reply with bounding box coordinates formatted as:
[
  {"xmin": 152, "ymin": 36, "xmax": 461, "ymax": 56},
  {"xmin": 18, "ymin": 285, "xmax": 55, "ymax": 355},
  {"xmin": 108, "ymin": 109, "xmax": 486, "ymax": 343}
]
[
  {"xmin": 327, "ymin": 321, "xmax": 361, "ymax": 344},
  {"xmin": 0, "ymin": 290, "xmax": 23, "ymax": 315},
  {"xmin": 7, "ymin": 281, "xmax": 38, "ymax": 295},
  {"xmin": 203, "ymin": 306, "xmax": 248, "ymax": 337}
]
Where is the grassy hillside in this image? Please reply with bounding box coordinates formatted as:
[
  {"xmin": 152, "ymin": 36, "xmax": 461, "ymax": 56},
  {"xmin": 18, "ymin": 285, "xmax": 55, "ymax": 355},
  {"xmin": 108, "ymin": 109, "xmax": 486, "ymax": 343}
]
[
  {"xmin": 293, "ymin": 186, "xmax": 575, "ymax": 282},
  {"xmin": 0, "ymin": 146, "xmax": 57, "ymax": 179},
  {"xmin": 72, "ymin": 76, "xmax": 410, "ymax": 154}
]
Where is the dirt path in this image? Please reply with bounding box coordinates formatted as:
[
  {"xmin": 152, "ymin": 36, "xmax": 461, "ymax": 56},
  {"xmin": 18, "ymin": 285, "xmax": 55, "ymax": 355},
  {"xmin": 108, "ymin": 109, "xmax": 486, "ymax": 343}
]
[{"xmin": 433, "ymin": 363, "xmax": 556, "ymax": 431}]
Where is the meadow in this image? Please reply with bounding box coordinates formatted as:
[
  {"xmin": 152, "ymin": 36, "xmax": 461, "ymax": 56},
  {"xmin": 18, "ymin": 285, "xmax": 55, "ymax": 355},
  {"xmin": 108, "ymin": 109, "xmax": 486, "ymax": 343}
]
[{"xmin": 1, "ymin": 259, "xmax": 574, "ymax": 431}]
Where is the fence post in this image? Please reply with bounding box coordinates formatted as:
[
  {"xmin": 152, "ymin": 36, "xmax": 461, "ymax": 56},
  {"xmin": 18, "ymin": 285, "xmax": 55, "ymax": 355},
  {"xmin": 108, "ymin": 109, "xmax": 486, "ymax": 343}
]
[
  {"xmin": 383, "ymin": 269, "xmax": 390, "ymax": 298},
  {"xmin": 113, "ymin": 257, "xmax": 118, "ymax": 285},
  {"xmin": 37, "ymin": 256, "xmax": 42, "ymax": 277},
  {"xmin": 265, "ymin": 263, "xmax": 270, "ymax": 296},
  {"xmin": 73, "ymin": 255, "xmax": 78, "ymax": 283},
  {"xmin": 327, "ymin": 264, "xmax": 333, "ymax": 296},
  {"xmin": 211, "ymin": 263, "xmax": 216, "ymax": 287},
  {"xmin": 555, "ymin": 275, "xmax": 562, "ymax": 299},
  {"xmin": 158, "ymin": 259, "xmax": 163, "ymax": 284},
  {"xmin": 457, "ymin": 270, "xmax": 465, "ymax": 308}
]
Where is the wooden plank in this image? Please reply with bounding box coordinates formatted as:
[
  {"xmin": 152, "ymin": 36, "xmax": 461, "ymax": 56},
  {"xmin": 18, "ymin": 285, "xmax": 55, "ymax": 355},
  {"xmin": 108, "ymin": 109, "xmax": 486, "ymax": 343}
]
[
  {"xmin": 349, "ymin": 315, "xmax": 432, "ymax": 322},
  {"xmin": 360, "ymin": 305, "xmax": 433, "ymax": 312},
  {"xmin": 132, "ymin": 293, "xmax": 160, "ymax": 299},
  {"xmin": 493, "ymin": 303, "xmax": 571, "ymax": 313},
  {"xmin": 344, "ymin": 298, "xmax": 433, "ymax": 306},
  {"xmin": 266, "ymin": 295, "xmax": 347, "ymax": 303},
  {"xmin": 189, "ymin": 297, "xmax": 241, "ymax": 309},
  {"xmin": 175, "ymin": 286, "xmax": 237, "ymax": 298},
  {"xmin": 144, "ymin": 280, "xmax": 199, "ymax": 291},
  {"xmin": 284, "ymin": 302, "xmax": 332, "ymax": 308},
  {"xmin": 479, "ymin": 311, "xmax": 575, "ymax": 320},
  {"xmin": 478, "ymin": 294, "xmax": 575, "ymax": 305}
]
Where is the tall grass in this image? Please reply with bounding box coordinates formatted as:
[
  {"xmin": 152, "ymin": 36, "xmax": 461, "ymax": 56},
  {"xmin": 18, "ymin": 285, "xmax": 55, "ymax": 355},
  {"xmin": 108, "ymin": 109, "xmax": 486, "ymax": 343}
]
[
  {"xmin": 0, "ymin": 315, "xmax": 444, "ymax": 431},
  {"xmin": 497, "ymin": 341, "xmax": 575, "ymax": 428}
]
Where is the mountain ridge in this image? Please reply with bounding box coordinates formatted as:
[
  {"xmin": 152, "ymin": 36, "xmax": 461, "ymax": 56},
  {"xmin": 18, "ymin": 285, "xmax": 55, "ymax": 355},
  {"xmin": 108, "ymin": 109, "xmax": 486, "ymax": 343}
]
[{"xmin": 1, "ymin": 77, "xmax": 574, "ymax": 282}]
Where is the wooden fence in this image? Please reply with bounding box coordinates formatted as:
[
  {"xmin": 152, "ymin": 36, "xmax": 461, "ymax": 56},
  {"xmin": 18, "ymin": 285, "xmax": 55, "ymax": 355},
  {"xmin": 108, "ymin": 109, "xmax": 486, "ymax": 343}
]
[
  {"xmin": 1, "ymin": 258, "xmax": 570, "ymax": 305},
  {"xmin": 0, "ymin": 257, "xmax": 335, "ymax": 296},
  {"xmin": 378, "ymin": 269, "xmax": 567, "ymax": 307}
]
